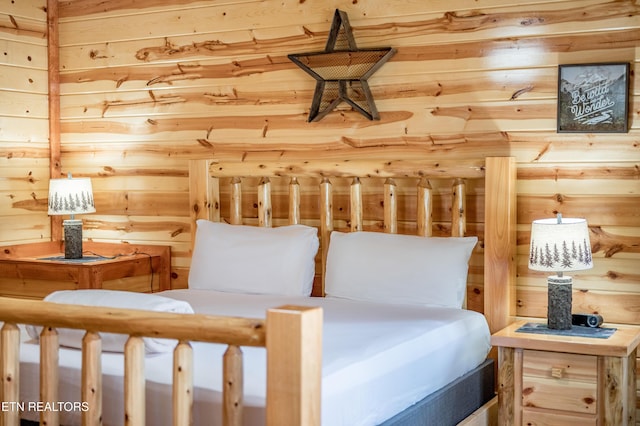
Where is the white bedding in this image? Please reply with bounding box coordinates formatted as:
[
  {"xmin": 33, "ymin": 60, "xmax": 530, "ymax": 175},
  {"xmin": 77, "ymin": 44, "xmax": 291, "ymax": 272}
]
[{"xmin": 18, "ymin": 289, "xmax": 491, "ymax": 425}]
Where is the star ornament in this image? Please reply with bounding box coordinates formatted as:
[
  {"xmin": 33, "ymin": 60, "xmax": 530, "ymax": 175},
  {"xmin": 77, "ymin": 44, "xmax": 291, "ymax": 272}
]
[{"xmin": 288, "ymin": 9, "xmax": 396, "ymax": 122}]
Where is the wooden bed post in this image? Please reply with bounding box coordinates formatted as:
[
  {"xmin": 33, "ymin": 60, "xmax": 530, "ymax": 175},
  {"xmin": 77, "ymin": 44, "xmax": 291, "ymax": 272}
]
[
  {"xmin": 266, "ymin": 306, "xmax": 322, "ymax": 426},
  {"xmin": 484, "ymin": 157, "xmax": 517, "ymax": 334},
  {"xmin": 1, "ymin": 323, "xmax": 20, "ymax": 426},
  {"xmin": 189, "ymin": 159, "xmax": 219, "ymax": 250}
]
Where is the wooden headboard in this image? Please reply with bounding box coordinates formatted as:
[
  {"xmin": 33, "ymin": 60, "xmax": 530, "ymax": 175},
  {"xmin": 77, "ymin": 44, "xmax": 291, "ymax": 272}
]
[{"xmin": 188, "ymin": 156, "xmax": 517, "ymax": 334}]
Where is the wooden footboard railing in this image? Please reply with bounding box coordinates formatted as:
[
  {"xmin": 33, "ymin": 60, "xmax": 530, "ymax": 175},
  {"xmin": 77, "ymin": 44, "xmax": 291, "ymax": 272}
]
[{"xmin": 0, "ymin": 297, "xmax": 322, "ymax": 426}]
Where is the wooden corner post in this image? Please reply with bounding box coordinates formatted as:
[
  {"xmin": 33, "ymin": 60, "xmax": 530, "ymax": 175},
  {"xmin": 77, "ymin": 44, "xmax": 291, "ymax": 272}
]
[
  {"xmin": 266, "ymin": 305, "xmax": 322, "ymax": 426},
  {"xmin": 48, "ymin": 0, "xmax": 62, "ymax": 241}
]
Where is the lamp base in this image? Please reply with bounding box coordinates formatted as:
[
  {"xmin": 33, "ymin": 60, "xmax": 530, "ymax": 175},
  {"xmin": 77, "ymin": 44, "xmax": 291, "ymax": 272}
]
[
  {"xmin": 63, "ymin": 219, "xmax": 84, "ymax": 259},
  {"xmin": 547, "ymin": 275, "xmax": 573, "ymax": 330}
]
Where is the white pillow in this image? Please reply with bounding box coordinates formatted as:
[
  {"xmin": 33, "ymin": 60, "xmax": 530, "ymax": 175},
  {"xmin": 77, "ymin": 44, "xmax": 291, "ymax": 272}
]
[
  {"xmin": 325, "ymin": 231, "xmax": 478, "ymax": 308},
  {"xmin": 26, "ymin": 290, "xmax": 194, "ymax": 353},
  {"xmin": 188, "ymin": 220, "xmax": 319, "ymax": 296}
]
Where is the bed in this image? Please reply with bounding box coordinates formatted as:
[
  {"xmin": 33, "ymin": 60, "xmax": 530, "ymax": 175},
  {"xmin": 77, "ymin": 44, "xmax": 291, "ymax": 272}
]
[{"xmin": 0, "ymin": 156, "xmax": 517, "ymax": 426}]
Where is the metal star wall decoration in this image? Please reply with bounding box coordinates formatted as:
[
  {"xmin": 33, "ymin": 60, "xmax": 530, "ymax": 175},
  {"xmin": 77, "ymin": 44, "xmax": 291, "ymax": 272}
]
[{"xmin": 288, "ymin": 9, "xmax": 396, "ymax": 122}]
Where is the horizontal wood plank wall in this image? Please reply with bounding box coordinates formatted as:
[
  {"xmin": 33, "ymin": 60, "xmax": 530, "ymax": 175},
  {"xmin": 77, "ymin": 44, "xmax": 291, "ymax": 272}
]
[
  {"xmin": 0, "ymin": 0, "xmax": 635, "ymax": 420},
  {"xmin": 0, "ymin": 1, "xmax": 50, "ymax": 244},
  {"xmin": 51, "ymin": 0, "xmax": 639, "ymax": 316}
]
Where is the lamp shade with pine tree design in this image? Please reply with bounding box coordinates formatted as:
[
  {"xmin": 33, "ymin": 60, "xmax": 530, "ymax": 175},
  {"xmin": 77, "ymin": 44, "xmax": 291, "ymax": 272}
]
[
  {"xmin": 48, "ymin": 177, "xmax": 96, "ymax": 216},
  {"xmin": 528, "ymin": 217, "xmax": 593, "ymax": 273}
]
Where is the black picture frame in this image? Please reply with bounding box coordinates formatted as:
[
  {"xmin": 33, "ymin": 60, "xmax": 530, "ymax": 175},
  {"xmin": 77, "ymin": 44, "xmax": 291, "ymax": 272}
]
[{"xmin": 557, "ymin": 62, "xmax": 630, "ymax": 133}]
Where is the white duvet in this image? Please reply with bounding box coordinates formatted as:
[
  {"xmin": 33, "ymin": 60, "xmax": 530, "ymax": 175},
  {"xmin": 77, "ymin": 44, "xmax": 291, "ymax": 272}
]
[{"xmin": 18, "ymin": 289, "xmax": 490, "ymax": 425}]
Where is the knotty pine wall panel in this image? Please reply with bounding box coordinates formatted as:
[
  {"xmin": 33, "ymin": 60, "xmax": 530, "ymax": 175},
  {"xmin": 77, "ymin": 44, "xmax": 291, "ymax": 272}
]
[
  {"xmin": 0, "ymin": 0, "xmax": 640, "ymax": 323},
  {"xmin": 42, "ymin": 0, "xmax": 640, "ymax": 325},
  {"xmin": 0, "ymin": 0, "xmax": 49, "ymax": 245}
]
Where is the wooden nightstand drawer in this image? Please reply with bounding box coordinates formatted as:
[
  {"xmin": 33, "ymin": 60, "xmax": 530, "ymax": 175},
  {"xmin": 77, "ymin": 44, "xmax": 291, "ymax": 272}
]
[
  {"xmin": 522, "ymin": 408, "xmax": 597, "ymax": 426},
  {"xmin": 522, "ymin": 349, "xmax": 597, "ymax": 414}
]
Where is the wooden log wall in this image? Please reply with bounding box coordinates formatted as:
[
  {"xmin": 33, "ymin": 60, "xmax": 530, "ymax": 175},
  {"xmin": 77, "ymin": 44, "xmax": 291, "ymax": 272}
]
[{"xmin": 1, "ymin": 1, "xmax": 639, "ymax": 330}]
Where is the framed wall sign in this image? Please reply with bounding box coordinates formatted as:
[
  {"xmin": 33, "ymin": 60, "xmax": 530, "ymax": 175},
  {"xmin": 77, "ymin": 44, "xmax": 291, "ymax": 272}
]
[{"xmin": 557, "ymin": 62, "xmax": 630, "ymax": 133}]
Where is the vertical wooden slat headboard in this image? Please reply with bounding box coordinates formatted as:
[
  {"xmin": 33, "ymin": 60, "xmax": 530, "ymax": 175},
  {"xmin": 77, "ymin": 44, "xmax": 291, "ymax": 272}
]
[{"xmin": 188, "ymin": 157, "xmax": 517, "ymax": 332}]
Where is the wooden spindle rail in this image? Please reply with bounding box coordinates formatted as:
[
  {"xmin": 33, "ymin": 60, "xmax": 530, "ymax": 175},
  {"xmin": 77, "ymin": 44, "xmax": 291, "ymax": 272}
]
[
  {"xmin": 289, "ymin": 177, "xmax": 301, "ymax": 225},
  {"xmin": 451, "ymin": 178, "xmax": 466, "ymax": 237},
  {"xmin": 0, "ymin": 298, "xmax": 321, "ymax": 426},
  {"xmin": 384, "ymin": 178, "xmax": 397, "ymax": 234},
  {"xmin": 223, "ymin": 345, "xmax": 243, "ymax": 426},
  {"xmin": 1, "ymin": 323, "xmax": 20, "ymax": 426},
  {"xmin": 230, "ymin": 177, "xmax": 242, "ymax": 225},
  {"xmin": 174, "ymin": 341, "xmax": 194, "ymax": 426},
  {"xmin": 40, "ymin": 327, "xmax": 59, "ymax": 426},
  {"xmin": 82, "ymin": 331, "xmax": 102, "ymax": 426},
  {"xmin": 125, "ymin": 336, "xmax": 145, "ymax": 426},
  {"xmin": 350, "ymin": 177, "xmax": 363, "ymax": 232},
  {"xmin": 258, "ymin": 177, "xmax": 272, "ymax": 227},
  {"xmin": 417, "ymin": 178, "xmax": 433, "ymax": 237},
  {"xmin": 320, "ymin": 178, "xmax": 333, "ymax": 297}
]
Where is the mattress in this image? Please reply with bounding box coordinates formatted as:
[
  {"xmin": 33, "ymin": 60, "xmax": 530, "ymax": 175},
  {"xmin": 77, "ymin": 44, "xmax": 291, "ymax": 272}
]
[{"xmin": 18, "ymin": 289, "xmax": 491, "ymax": 425}]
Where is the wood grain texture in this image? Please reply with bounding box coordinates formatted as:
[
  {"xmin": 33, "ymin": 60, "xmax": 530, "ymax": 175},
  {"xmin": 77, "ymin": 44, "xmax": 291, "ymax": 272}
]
[
  {"xmin": 1, "ymin": 1, "xmax": 639, "ymax": 407},
  {"xmin": 497, "ymin": 347, "xmax": 516, "ymax": 426},
  {"xmin": 223, "ymin": 345, "xmax": 243, "ymax": 426},
  {"xmin": 124, "ymin": 336, "xmax": 146, "ymax": 426},
  {"xmin": 173, "ymin": 341, "xmax": 194, "ymax": 426},
  {"xmin": 484, "ymin": 157, "xmax": 517, "ymax": 333},
  {"xmin": 39, "ymin": 327, "xmax": 59, "ymax": 426},
  {"xmin": 48, "ymin": 0, "xmax": 62, "ymax": 242},
  {"xmin": 81, "ymin": 331, "xmax": 102, "ymax": 426},
  {"xmin": 523, "ymin": 350, "xmax": 597, "ymax": 414},
  {"xmin": 0, "ymin": 323, "xmax": 20, "ymax": 426},
  {"xmin": 266, "ymin": 305, "xmax": 322, "ymax": 426},
  {"xmin": 0, "ymin": 0, "xmax": 50, "ymax": 246}
]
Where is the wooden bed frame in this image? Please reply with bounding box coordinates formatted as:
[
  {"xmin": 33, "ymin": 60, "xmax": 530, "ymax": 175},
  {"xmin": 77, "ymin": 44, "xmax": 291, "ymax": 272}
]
[
  {"xmin": 189, "ymin": 156, "xmax": 517, "ymax": 333},
  {"xmin": 0, "ymin": 156, "xmax": 516, "ymax": 426}
]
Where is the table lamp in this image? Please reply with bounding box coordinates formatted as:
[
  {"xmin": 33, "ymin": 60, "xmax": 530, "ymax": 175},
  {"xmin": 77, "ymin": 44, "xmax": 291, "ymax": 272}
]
[
  {"xmin": 48, "ymin": 174, "xmax": 96, "ymax": 259},
  {"xmin": 528, "ymin": 214, "xmax": 593, "ymax": 330}
]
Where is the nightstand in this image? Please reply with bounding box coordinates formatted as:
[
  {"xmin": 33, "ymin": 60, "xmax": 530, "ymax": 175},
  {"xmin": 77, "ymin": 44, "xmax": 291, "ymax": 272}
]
[
  {"xmin": 491, "ymin": 320, "xmax": 640, "ymax": 425},
  {"xmin": 0, "ymin": 241, "xmax": 171, "ymax": 298}
]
